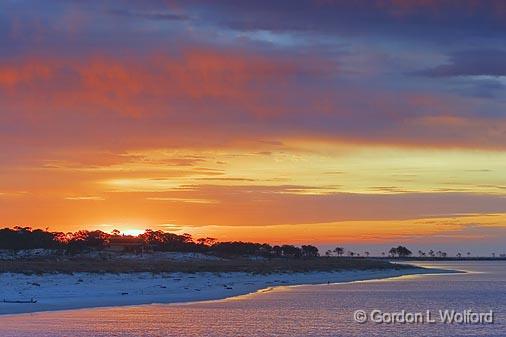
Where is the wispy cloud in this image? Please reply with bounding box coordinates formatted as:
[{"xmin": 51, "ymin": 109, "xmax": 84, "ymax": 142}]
[
  {"xmin": 106, "ymin": 9, "xmax": 191, "ymax": 21},
  {"xmin": 416, "ymin": 49, "xmax": 506, "ymax": 77},
  {"xmin": 65, "ymin": 196, "xmax": 105, "ymax": 201}
]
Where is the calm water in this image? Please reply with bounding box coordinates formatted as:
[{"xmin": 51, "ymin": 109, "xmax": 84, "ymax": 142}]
[{"xmin": 0, "ymin": 261, "xmax": 505, "ymax": 337}]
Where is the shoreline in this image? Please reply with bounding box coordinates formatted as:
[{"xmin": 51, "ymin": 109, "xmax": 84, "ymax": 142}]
[{"xmin": 0, "ymin": 266, "xmax": 454, "ymax": 316}]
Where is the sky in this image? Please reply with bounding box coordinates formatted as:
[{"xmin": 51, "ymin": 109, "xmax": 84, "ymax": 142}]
[{"xmin": 1, "ymin": 0, "xmax": 505, "ymax": 255}]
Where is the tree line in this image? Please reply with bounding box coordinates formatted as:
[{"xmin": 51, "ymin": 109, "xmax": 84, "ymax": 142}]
[
  {"xmin": 323, "ymin": 246, "xmax": 412, "ymax": 258},
  {"xmin": 0, "ymin": 227, "xmax": 320, "ymax": 258},
  {"xmin": 2, "ymin": 227, "xmax": 490, "ymax": 259}
]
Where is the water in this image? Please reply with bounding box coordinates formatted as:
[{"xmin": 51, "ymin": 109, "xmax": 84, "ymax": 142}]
[{"xmin": 0, "ymin": 261, "xmax": 504, "ymax": 337}]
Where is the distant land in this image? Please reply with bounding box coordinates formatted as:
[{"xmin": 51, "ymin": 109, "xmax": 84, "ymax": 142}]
[{"xmin": 0, "ymin": 227, "xmax": 502, "ymax": 274}]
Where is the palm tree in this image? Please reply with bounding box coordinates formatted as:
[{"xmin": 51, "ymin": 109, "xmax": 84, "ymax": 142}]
[
  {"xmin": 456, "ymin": 252, "xmax": 462, "ymax": 258},
  {"xmin": 333, "ymin": 247, "xmax": 344, "ymax": 257},
  {"xmin": 467, "ymin": 252, "xmax": 471, "ymax": 258},
  {"xmin": 325, "ymin": 250, "xmax": 332, "ymax": 257},
  {"xmin": 418, "ymin": 250, "xmax": 425, "ymax": 257},
  {"xmin": 364, "ymin": 251, "xmax": 370, "ymax": 257}
]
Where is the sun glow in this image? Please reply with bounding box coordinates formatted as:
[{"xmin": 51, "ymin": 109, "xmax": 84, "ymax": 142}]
[
  {"xmin": 119, "ymin": 229, "xmax": 145, "ymax": 236},
  {"xmin": 98, "ymin": 225, "xmax": 147, "ymax": 236}
]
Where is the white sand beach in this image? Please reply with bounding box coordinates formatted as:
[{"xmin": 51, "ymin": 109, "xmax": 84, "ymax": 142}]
[{"xmin": 0, "ymin": 267, "xmax": 445, "ymax": 315}]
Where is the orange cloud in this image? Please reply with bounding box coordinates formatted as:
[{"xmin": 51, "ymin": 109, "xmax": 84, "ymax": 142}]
[
  {"xmin": 2, "ymin": 47, "xmax": 505, "ymax": 152},
  {"xmin": 0, "ymin": 60, "xmax": 55, "ymax": 88},
  {"xmin": 0, "ymin": 48, "xmax": 330, "ymax": 117}
]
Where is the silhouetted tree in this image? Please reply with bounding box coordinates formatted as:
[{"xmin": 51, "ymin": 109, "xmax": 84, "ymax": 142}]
[
  {"xmin": 196, "ymin": 237, "xmax": 217, "ymax": 247},
  {"xmin": 66, "ymin": 230, "xmax": 110, "ymax": 254},
  {"xmin": 389, "ymin": 246, "xmax": 412, "ymax": 258},
  {"xmin": 0, "ymin": 227, "xmax": 428, "ymax": 262},
  {"xmin": 301, "ymin": 245, "xmax": 319, "ymax": 257},
  {"xmin": 333, "ymin": 247, "xmax": 344, "ymax": 257},
  {"xmin": 272, "ymin": 245, "xmax": 283, "ymax": 257},
  {"xmin": 0, "ymin": 227, "xmax": 61, "ymax": 250},
  {"xmin": 281, "ymin": 245, "xmax": 302, "ymax": 258},
  {"xmin": 388, "ymin": 247, "xmax": 397, "ymax": 257}
]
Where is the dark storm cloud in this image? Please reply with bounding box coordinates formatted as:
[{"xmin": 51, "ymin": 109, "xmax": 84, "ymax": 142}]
[{"xmin": 182, "ymin": 0, "xmax": 506, "ymax": 42}]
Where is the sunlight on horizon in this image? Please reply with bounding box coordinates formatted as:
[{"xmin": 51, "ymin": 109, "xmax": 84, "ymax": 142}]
[{"xmin": 119, "ymin": 229, "xmax": 145, "ymax": 236}]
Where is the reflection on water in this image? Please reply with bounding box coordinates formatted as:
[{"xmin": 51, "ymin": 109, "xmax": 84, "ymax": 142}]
[{"xmin": 0, "ymin": 261, "xmax": 505, "ymax": 337}]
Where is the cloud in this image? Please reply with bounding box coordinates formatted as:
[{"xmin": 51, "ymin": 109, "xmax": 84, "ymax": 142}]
[
  {"xmin": 1, "ymin": 1, "xmax": 505, "ymax": 155},
  {"xmin": 162, "ymin": 0, "xmax": 506, "ymax": 43},
  {"xmin": 145, "ymin": 197, "xmax": 218, "ymax": 204},
  {"xmin": 3, "ymin": 182, "xmax": 505, "ymax": 229},
  {"xmin": 0, "ymin": 48, "xmax": 333, "ymax": 117},
  {"xmin": 4, "ymin": 0, "xmax": 506, "ymax": 59},
  {"xmin": 65, "ymin": 196, "xmax": 105, "ymax": 201},
  {"xmin": 1, "ymin": 51, "xmax": 505, "ymax": 157},
  {"xmin": 106, "ymin": 9, "xmax": 191, "ymax": 21},
  {"xmin": 174, "ymin": 213, "xmax": 506, "ymax": 249},
  {"xmin": 417, "ymin": 49, "xmax": 506, "ymax": 77},
  {"xmin": 112, "ymin": 186, "xmax": 506, "ymax": 226},
  {"xmin": 0, "ymin": 60, "xmax": 55, "ymax": 87}
]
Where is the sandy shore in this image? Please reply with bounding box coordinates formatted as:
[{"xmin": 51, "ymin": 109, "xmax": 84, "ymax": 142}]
[{"xmin": 0, "ymin": 267, "xmax": 450, "ymax": 315}]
